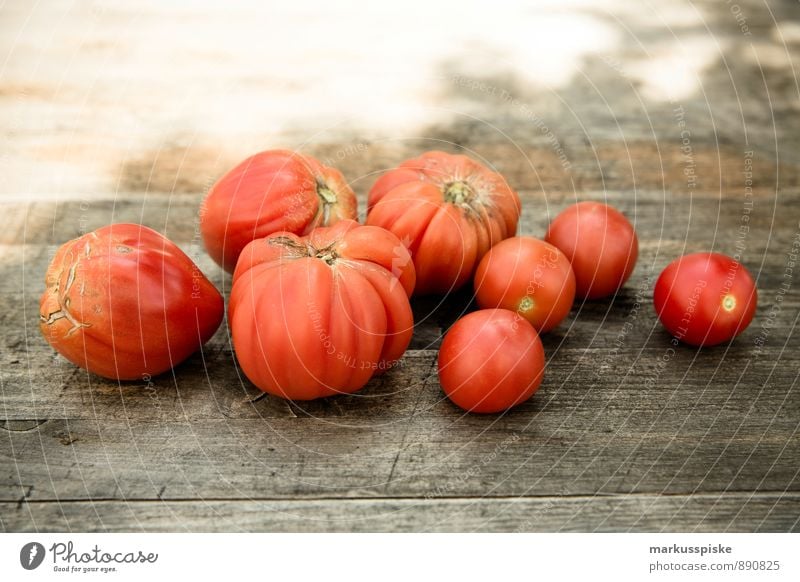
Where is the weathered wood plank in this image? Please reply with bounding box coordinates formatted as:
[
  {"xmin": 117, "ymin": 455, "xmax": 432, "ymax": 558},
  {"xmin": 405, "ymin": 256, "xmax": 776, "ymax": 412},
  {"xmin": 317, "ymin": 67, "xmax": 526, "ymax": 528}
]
[
  {"xmin": 1, "ymin": 186, "xmax": 793, "ymax": 247},
  {"xmin": 3, "ymin": 332, "xmax": 799, "ymax": 421},
  {"xmin": 1, "ymin": 398, "xmax": 798, "ymax": 502},
  {"xmin": 2, "ymin": 494, "xmax": 798, "ymax": 533}
]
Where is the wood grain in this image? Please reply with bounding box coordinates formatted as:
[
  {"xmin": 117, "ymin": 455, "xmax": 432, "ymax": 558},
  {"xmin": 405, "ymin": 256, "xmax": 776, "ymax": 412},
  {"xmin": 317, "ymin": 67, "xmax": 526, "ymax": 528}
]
[{"xmin": 3, "ymin": 494, "xmax": 798, "ymax": 533}]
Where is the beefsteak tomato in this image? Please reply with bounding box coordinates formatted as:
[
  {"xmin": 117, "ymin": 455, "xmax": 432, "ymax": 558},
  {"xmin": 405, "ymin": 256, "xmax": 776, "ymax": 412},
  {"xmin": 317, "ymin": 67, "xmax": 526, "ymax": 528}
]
[
  {"xmin": 229, "ymin": 220, "xmax": 415, "ymax": 400},
  {"xmin": 366, "ymin": 151, "xmax": 521, "ymax": 295},
  {"xmin": 39, "ymin": 224, "xmax": 224, "ymax": 380},
  {"xmin": 201, "ymin": 149, "xmax": 358, "ymax": 272}
]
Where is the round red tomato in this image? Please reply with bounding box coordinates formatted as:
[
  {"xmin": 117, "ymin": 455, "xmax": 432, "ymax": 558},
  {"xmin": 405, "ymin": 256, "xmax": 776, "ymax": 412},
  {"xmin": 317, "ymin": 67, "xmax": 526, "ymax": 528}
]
[
  {"xmin": 653, "ymin": 252, "xmax": 757, "ymax": 346},
  {"xmin": 366, "ymin": 151, "xmax": 521, "ymax": 295},
  {"xmin": 545, "ymin": 201, "xmax": 638, "ymax": 299},
  {"xmin": 474, "ymin": 237, "xmax": 576, "ymax": 333},
  {"xmin": 438, "ymin": 309, "xmax": 545, "ymax": 413},
  {"xmin": 39, "ymin": 224, "xmax": 224, "ymax": 380},
  {"xmin": 229, "ymin": 220, "xmax": 416, "ymax": 400},
  {"xmin": 201, "ymin": 149, "xmax": 358, "ymax": 272}
]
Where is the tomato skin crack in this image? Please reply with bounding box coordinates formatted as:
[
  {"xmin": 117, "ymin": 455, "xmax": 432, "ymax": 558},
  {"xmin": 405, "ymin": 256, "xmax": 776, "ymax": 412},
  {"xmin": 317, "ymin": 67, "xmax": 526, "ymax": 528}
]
[
  {"xmin": 40, "ymin": 247, "xmax": 91, "ymax": 337},
  {"xmin": 39, "ymin": 305, "xmax": 91, "ymax": 337},
  {"xmin": 40, "ymin": 310, "xmax": 66, "ymax": 325}
]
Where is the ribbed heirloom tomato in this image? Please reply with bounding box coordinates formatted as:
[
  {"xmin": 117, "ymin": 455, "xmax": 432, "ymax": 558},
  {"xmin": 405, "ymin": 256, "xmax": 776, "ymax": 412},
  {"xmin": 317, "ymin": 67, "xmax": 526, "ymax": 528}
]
[
  {"xmin": 653, "ymin": 252, "xmax": 757, "ymax": 346},
  {"xmin": 39, "ymin": 224, "xmax": 224, "ymax": 380},
  {"xmin": 366, "ymin": 151, "xmax": 521, "ymax": 295},
  {"xmin": 545, "ymin": 201, "xmax": 638, "ymax": 299},
  {"xmin": 229, "ymin": 220, "xmax": 416, "ymax": 400},
  {"xmin": 201, "ymin": 149, "xmax": 358, "ymax": 272},
  {"xmin": 438, "ymin": 309, "xmax": 545, "ymax": 413},
  {"xmin": 474, "ymin": 237, "xmax": 576, "ymax": 333}
]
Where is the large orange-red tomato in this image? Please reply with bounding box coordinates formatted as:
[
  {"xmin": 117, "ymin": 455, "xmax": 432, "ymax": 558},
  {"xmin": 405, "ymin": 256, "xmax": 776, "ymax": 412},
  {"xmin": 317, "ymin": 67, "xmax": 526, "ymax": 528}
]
[
  {"xmin": 366, "ymin": 151, "xmax": 521, "ymax": 295},
  {"xmin": 545, "ymin": 201, "xmax": 638, "ymax": 299},
  {"xmin": 654, "ymin": 252, "xmax": 757, "ymax": 346},
  {"xmin": 474, "ymin": 237, "xmax": 576, "ymax": 333},
  {"xmin": 229, "ymin": 220, "xmax": 416, "ymax": 400},
  {"xmin": 201, "ymin": 149, "xmax": 358, "ymax": 272},
  {"xmin": 438, "ymin": 309, "xmax": 545, "ymax": 414},
  {"xmin": 39, "ymin": 224, "xmax": 224, "ymax": 380}
]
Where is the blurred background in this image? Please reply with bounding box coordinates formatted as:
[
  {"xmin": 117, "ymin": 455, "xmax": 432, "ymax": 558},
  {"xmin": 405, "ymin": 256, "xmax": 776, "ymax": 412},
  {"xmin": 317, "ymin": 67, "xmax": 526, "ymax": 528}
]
[{"xmin": 1, "ymin": 0, "xmax": 798, "ymax": 206}]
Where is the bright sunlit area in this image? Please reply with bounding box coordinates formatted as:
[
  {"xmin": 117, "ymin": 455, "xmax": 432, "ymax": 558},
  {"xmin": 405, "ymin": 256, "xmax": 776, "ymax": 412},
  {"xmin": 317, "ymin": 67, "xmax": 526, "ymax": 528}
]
[{"xmin": 2, "ymin": 0, "xmax": 795, "ymax": 200}]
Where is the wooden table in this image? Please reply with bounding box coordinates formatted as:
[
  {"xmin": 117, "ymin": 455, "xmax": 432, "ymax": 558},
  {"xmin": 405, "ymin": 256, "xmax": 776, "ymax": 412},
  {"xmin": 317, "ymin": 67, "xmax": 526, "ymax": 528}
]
[{"xmin": 2, "ymin": 0, "xmax": 799, "ymax": 532}]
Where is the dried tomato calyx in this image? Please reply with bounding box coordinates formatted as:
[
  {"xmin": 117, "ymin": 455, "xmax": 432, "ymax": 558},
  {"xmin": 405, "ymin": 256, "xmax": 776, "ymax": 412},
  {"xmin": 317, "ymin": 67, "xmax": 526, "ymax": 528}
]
[
  {"xmin": 315, "ymin": 248, "xmax": 339, "ymax": 265},
  {"xmin": 443, "ymin": 181, "xmax": 476, "ymax": 206},
  {"xmin": 269, "ymin": 236, "xmax": 340, "ymax": 265}
]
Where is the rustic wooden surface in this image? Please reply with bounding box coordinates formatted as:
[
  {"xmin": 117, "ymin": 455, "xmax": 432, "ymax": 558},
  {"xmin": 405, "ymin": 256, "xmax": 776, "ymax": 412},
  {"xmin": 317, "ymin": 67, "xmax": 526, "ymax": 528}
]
[{"xmin": 2, "ymin": 0, "xmax": 800, "ymax": 532}]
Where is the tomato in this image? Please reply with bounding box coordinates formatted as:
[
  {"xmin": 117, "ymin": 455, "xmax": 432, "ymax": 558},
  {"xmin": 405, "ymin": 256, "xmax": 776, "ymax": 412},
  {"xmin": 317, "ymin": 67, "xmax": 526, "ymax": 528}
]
[
  {"xmin": 653, "ymin": 252, "xmax": 757, "ymax": 346},
  {"xmin": 229, "ymin": 219, "xmax": 415, "ymax": 400},
  {"xmin": 438, "ymin": 309, "xmax": 545, "ymax": 413},
  {"xmin": 365, "ymin": 151, "xmax": 521, "ymax": 295},
  {"xmin": 544, "ymin": 201, "xmax": 638, "ymax": 299},
  {"xmin": 201, "ymin": 149, "xmax": 358, "ymax": 272},
  {"xmin": 474, "ymin": 237, "xmax": 576, "ymax": 333},
  {"xmin": 39, "ymin": 224, "xmax": 224, "ymax": 380}
]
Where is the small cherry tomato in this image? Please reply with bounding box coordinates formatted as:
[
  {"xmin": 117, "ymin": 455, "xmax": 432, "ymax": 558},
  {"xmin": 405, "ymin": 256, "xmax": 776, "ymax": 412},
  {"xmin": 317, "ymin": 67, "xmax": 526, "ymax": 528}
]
[
  {"xmin": 39, "ymin": 224, "xmax": 224, "ymax": 380},
  {"xmin": 438, "ymin": 309, "xmax": 545, "ymax": 414},
  {"xmin": 544, "ymin": 201, "xmax": 638, "ymax": 299},
  {"xmin": 653, "ymin": 252, "xmax": 757, "ymax": 346},
  {"xmin": 474, "ymin": 237, "xmax": 576, "ymax": 333}
]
